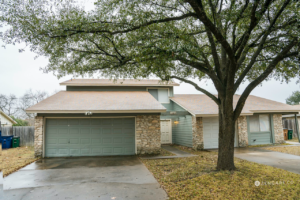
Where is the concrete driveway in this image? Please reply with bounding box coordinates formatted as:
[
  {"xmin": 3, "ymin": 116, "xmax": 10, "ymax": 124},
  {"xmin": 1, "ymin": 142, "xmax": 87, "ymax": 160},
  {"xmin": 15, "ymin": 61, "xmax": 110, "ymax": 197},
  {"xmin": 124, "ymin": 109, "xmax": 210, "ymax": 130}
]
[
  {"xmin": 234, "ymin": 148, "xmax": 300, "ymax": 174},
  {"xmin": 2, "ymin": 156, "xmax": 167, "ymax": 200}
]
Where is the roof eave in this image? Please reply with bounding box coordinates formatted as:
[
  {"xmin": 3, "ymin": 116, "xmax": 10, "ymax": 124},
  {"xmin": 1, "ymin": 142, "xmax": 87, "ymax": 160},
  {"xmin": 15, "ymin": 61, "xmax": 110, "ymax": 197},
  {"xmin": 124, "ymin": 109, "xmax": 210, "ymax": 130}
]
[
  {"xmin": 60, "ymin": 83, "xmax": 180, "ymax": 86},
  {"xmin": 0, "ymin": 110, "xmax": 17, "ymax": 124},
  {"xmin": 26, "ymin": 109, "xmax": 167, "ymax": 114}
]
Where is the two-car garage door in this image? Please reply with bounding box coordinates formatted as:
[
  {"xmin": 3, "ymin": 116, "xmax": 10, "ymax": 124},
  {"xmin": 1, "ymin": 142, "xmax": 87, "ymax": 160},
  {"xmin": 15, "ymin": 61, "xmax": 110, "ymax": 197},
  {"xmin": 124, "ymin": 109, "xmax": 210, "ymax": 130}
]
[{"xmin": 45, "ymin": 118, "xmax": 135, "ymax": 157}]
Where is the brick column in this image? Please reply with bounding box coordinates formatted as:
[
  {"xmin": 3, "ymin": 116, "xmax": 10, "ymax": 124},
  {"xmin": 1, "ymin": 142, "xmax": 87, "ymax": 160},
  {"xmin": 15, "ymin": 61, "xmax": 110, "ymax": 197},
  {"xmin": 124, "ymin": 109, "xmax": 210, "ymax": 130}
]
[
  {"xmin": 273, "ymin": 114, "xmax": 285, "ymax": 143},
  {"xmin": 237, "ymin": 116, "xmax": 248, "ymax": 147},
  {"xmin": 34, "ymin": 116, "xmax": 44, "ymax": 157},
  {"xmin": 136, "ymin": 115, "xmax": 161, "ymax": 154},
  {"xmin": 192, "ymin": 116, "xmax": 203, "ymax": 150}
]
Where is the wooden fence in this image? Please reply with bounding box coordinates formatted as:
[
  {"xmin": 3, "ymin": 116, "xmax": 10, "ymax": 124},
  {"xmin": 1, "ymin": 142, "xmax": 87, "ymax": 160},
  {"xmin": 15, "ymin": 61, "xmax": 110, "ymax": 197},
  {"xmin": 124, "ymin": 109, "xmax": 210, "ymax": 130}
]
[
  {"xmin": 282, "ymin": 118, "xmax": 298, "ymax": 138},
  {"xmin": 0, "ymin": 126, "xmax": 35, "ymax": 147}
]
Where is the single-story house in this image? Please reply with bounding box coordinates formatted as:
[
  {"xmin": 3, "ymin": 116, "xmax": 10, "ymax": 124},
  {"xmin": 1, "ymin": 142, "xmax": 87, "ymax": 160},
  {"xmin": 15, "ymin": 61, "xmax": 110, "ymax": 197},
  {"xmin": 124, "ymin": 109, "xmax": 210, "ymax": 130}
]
[
  {"xmin": 0, "ymin": 110, "xmax": 17, "ymax": 127},
  {"xmin": 26, "ymin": 79, "xmax": 300, "ymax": 158}
]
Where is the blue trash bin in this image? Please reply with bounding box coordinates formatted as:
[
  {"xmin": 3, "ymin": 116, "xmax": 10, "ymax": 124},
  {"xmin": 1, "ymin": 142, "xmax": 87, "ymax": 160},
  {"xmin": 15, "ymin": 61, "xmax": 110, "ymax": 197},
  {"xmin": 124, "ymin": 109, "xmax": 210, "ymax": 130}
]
[{"xmin": 1, "ymin": 135, "xmax": 13, "ymax": 149}]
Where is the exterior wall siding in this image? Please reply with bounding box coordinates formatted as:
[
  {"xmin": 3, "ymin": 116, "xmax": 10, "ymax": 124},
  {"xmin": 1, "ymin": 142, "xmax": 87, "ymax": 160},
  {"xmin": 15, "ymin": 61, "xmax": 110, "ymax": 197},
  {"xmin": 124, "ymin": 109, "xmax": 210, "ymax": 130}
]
[
  {"xmin": 273, "ymin": 114, "xmax": 285, "ymax": 143},
  {"xmin": 172, "ymin": 115, "xmax": 193, "ymax": 147},
  {"xmin": 136, "ymin": 115, "xmax": 161, "ymax": 154},
  {"xmin": 0, "ymin": 113, "xmax": 14, "ymax": 126},
  {"xmin": 34, "ymin": 116, "xmax": 44, "ymax": 157}
]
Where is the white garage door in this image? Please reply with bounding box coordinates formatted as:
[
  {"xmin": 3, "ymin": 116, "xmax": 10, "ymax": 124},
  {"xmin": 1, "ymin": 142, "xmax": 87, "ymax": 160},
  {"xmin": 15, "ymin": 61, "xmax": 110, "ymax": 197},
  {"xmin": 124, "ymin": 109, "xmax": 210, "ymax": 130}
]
[
  {"xmin": 203, "ymin": 117, "xmax": 238, "ymax": 149},
  {"xmin": 203, "ymin": 117, "xmax": 219, "ymax": 149}
]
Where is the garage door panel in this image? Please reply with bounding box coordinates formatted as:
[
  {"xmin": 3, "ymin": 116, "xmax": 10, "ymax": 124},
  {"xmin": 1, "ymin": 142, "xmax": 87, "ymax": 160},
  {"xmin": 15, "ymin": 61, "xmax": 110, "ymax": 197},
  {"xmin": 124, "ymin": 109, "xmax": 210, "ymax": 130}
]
[
  {"xmin": 70, "ymin": 138, "xmax": 79, "ymax": 144},
  {"xmin": 68, "ymin": 119, "xmax": 80, "ymax": 125},
  {"xmin": 45, "ymin": 118, "xmax": 135, "ymax": 157},
  {"xmin": 91, "ymin": 128, "xmax": 101, "ymax": 134},
  {"xmin": 103, "ymin": 128, "xmax": 112, "ymax": 134},
  {"xmin": 113, "ymin": 137, "xmax": 122, "ymax": 143},
  {"xmin": 46, "ymin": 149, "xmax": 57, "ymax": 155},
  {"xmin": 58, "ymin": 138, "xmax": 69, "ymax": 144},
  {"xmin": 58, "ymin": 149, "xmax": 69, "ymax": 155},
  {"xmin": 102, "ymin": 118, "xmax": 112, "ymax": 125},
  {"xmin": 58, "ymin": 119, "xmax": 69, "ymax": 125},
  {"xmin": 91, "ymin": 138, "xmax": 102, "ymax": 144},
  {"xmin": 47, "ymin": 139, "xmax": 58, "ymax": 144},
  {"xmin": 113, "ymin": 147, "xmax": 123, "ymax": 154},
  {"xmin": 90, "ymin": 119, "xmax": 102, "ymax": 125},
  {"xmin": 81, "ymin": 138, "xmax": 90, "ymax": 144},
  {"xmin": 123, "ymin": 128, "xmax": 134, "ymax": 134},
  {"xmin": 91, "ymin": 148, "xmax": 102, "ymax": 154},
  {"xmin": 69, "ymin": 128, "xmax": 80, "ymax": 135},
  {"xmin": 112, "ymin": 128, "xmax": 122, "ymax": 134},
  {"xmin": 124, "ymin": 137, "xmax": 134, "ymax": 143},
  {"xmin": 203, "ymin": 117, "xmax": 219, "ymax": 149},
  {"xmin": 102, "ymin": 137, "xmax": 112, "ymax": 143},
  {"xmin": 70, "ymin": 149, "xmax": 80, "ymax": 155},
  {"xmin": 123, "ymin": 118, "xmax": 135, "ymax": 124},
  {"xmin": 103, "ymin": 147, "xmax": 112, "ymax": 154},
  {"xmin": 113, "ymin": 118, "xmax": 123, "ymax": 125}
]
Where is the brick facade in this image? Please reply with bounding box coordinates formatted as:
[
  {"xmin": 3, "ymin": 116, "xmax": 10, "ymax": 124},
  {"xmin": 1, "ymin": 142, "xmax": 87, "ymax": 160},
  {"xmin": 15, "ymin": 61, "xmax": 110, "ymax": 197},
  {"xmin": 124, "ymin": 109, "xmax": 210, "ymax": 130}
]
[
  {"xmin": 237, "ymin": 116, "xmax": 248, "ymax": 147},
  {"xmin": 136, "ymin": 115, "xmax": 161, "ymax": 154},
  {"xmin": 34, "ymin": 116, "xmax": 44, "ymax": 157},
  {"xmin": 192, "ymin": 116, "xmax": 203, "ymax": 150},
  {"xmin": 273, "ymin": 114, "xmax": 285, "ymax": 143}
]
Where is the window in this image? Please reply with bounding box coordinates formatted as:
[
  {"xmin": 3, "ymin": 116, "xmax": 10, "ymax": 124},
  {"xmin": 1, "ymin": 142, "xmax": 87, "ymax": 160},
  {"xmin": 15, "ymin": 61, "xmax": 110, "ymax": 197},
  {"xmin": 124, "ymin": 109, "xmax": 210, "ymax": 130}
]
[
  {"xmin": 148, "ymin": 88, "xmax": 169, "ymax": 103},
  {"xmin": 249, "ymin": 114, "xmax": 270, "ymax": 132}
]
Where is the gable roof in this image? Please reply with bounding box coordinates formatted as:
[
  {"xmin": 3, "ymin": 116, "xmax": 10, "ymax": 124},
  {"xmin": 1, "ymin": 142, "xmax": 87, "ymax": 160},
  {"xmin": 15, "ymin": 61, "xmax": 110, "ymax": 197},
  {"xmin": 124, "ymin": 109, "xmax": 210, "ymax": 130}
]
[
  {"xmin": 26, "ymin": 91, "xmax": 166, "ymax": 113},
  {"xmin": 0, "ymin": 110, "xmax": 17, "ymax": 124},
  {"xmin": 171, "ymin": 94, "xmax": 300, "ymax": 117},
  {"xmin": 60, "ymin": 79, "xmax": 180, "ymax": 86}
]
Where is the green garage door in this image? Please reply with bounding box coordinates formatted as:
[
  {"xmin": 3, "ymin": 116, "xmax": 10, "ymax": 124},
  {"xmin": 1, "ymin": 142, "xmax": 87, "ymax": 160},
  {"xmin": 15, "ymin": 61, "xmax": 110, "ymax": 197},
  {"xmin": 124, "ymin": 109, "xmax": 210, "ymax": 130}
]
[{"xmin": 45, "ymin": 118, "xmax": 135, "ymax": 157}]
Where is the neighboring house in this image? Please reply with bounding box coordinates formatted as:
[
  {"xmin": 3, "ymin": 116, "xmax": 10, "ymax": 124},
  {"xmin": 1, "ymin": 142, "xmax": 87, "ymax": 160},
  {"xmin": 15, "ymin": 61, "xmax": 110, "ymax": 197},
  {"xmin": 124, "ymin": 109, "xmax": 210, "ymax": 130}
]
[
  {"xmin": 26, "ymin": 79, "xmax": 300, "ymax": 158},
  {"xmin": 0, "ymin": 110, "xmax": 17, "ymax": 127}
]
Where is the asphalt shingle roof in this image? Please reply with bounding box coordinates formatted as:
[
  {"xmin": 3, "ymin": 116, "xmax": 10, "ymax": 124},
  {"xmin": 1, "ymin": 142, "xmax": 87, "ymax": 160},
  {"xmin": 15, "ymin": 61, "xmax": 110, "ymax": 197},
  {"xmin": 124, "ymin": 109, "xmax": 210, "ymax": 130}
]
[
  {"xmin": 60, "ymin": 79, "xmax": 180, "ymax": 86},
  {"xmin": 170, "ymin": 94, "xmax": 300, "ymax": 116},
  {"xmin": 26, "ymin": 91, "xmax": 166, "ymax": 113}
]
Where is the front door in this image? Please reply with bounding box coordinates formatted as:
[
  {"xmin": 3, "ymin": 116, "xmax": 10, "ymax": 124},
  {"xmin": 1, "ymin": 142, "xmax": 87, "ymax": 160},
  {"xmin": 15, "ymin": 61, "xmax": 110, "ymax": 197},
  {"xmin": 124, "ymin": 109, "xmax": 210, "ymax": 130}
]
[{"xmin": 161, "ymin": 120, "xmax": 172, "ymax": 144}]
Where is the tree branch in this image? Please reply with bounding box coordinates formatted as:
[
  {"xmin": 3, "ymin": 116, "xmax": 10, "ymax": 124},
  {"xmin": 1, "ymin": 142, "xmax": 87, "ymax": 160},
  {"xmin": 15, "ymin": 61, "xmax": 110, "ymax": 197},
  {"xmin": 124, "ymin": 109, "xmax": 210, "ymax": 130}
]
[
  {"xmin": 233, "ymin": 39, "xmax": 298, "ymax": 120},
  {"xmin": 169, "ymin": 76, "xmax": 220, "ymax": 105}
]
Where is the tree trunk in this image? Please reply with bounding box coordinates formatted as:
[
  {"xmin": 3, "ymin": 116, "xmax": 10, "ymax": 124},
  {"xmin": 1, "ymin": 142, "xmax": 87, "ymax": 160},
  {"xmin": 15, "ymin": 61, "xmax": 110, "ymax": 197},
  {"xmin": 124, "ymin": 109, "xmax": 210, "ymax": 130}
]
[{"xmin": 217, "ymin": 98, "xmax": 236, "ymax": 171}]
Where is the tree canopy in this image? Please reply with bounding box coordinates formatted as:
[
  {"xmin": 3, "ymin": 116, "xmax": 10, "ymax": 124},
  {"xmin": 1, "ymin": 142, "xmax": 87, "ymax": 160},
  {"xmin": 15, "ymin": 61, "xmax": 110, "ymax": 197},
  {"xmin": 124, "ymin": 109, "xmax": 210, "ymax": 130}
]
[
  {"xmin": 1, "ymin": 0, "xmax": 299, "ymax": 170},
  {"xmin": 286, "ymin": 91, "xmax": 300, "ymax": 105}
]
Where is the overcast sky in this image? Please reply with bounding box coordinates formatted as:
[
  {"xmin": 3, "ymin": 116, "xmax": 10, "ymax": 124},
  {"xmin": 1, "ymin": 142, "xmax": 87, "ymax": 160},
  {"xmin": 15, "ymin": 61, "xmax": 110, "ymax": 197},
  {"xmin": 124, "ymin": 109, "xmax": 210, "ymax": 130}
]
[
  {"xmin": 0, "ymin": 41, "xmax": 299, "ymax": 103},
  {"xmin": 0, "ymin": 1, "xmax": 299, "ymax": 103}
]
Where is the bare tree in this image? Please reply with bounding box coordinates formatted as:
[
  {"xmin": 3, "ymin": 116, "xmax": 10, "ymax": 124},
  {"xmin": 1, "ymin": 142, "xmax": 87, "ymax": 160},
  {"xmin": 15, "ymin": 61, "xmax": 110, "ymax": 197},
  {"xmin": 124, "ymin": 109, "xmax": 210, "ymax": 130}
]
[
  {"xmin": 18, "ymin": 90, "xmax": 48, "ymax": 119},
  {"xmin": 0, "ymin": 94, "xmax": 18, "ymax": 116}
]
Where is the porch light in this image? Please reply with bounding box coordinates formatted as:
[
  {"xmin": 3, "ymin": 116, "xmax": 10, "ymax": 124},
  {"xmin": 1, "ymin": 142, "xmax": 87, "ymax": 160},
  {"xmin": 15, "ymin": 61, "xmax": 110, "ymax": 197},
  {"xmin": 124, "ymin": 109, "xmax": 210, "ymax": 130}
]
[{"xmin": 174, "ymin": 121, "xmax": 179, "ymax": 124}]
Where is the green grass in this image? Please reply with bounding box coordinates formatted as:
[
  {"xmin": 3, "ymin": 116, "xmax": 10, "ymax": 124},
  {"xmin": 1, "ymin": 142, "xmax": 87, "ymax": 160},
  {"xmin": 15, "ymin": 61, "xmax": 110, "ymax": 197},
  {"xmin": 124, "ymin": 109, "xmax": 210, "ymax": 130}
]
[{"xmin": 141, "ymin": 145, "xmax": 300, "ymax": 199}]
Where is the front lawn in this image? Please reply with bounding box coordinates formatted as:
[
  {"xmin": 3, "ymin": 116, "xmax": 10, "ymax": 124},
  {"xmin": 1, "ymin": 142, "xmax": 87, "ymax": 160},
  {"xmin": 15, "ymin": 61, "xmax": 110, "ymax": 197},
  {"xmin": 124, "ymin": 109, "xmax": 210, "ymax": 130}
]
[
  {"xmin": 139, "ymin": 148, "xmax": 175, "ymax": 157},
  {"xmin": 2, "ymin": 146, "xmax": 39, "ymax": 177},
  {"xmin": 248, "ymin": 143, "xmax": 291, "ymax": 148},
  {"xmin": 266, "ymin": 146, "xmax": 300, "ymax": 156},
  {"xmin": 141, "ymin": 145, "xmax": 300, "ymax": 199}
]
